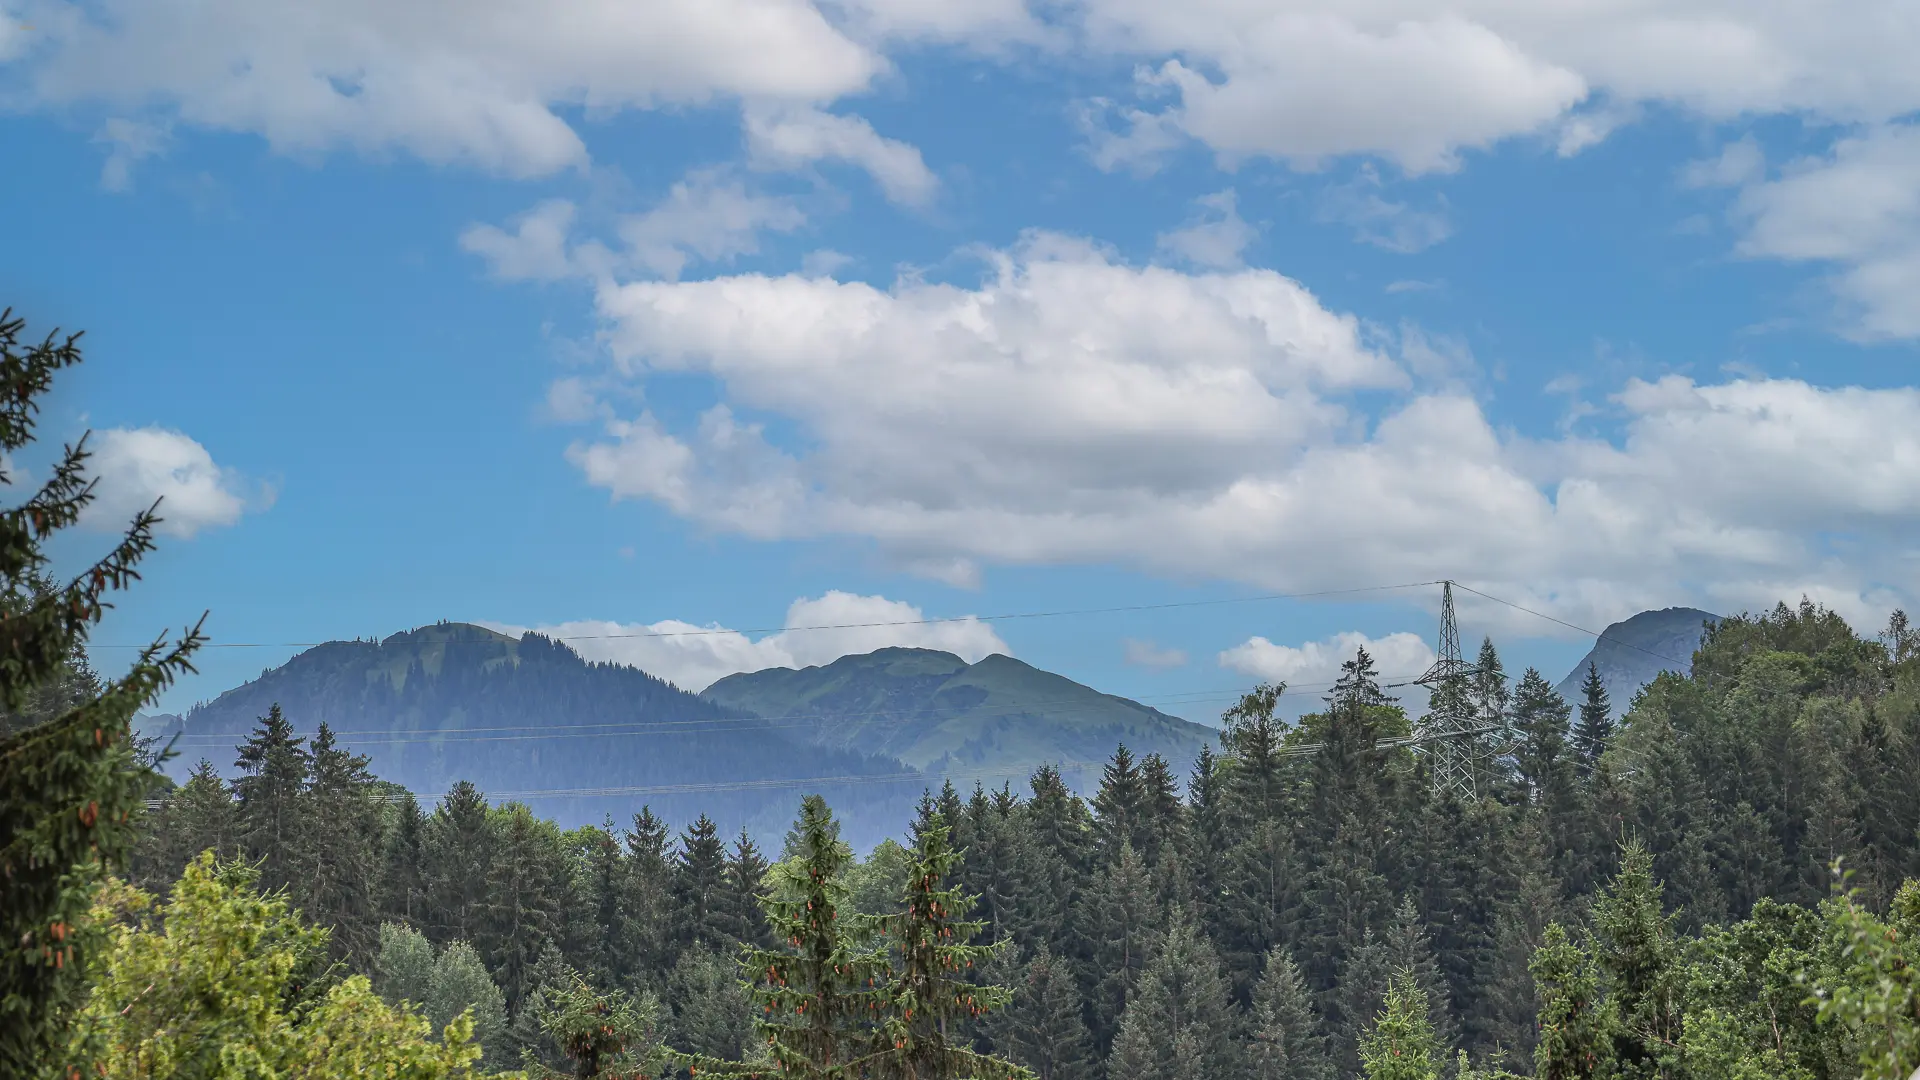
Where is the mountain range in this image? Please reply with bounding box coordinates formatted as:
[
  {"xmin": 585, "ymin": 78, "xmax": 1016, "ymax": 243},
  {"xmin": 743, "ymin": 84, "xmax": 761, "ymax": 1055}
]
[
  {"xmin": 1554, "ymin": 606, "xmax": 1719, "ymax": 716},
  {"xmin": 702, "ymin": 646, "xmax": 1216, "ymax": 791}
]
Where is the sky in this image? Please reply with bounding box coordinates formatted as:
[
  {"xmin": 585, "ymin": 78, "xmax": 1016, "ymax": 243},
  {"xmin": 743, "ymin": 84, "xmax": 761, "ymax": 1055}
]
[{"xmin": 3, "ymin": 0, "xmax": 1918, "ymax": 723}]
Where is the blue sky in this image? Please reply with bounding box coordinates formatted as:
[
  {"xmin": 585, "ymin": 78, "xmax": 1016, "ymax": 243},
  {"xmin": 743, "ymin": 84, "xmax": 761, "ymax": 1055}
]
[{"xmin": 3, "ymin": 0, "xmax": 1917, "ymax": 721}]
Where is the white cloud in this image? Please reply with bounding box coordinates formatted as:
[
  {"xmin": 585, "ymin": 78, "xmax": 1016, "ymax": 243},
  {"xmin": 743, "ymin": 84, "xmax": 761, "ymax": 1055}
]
[
  {"xmin": 81, "ymin": 427, "xmax": 258, "ymax": 538},
  {"xmin": 1123, "ymin": 638, "xmax": 1188, "ymax": 670},
  {"xmin": 1075, "ymin": 2, "xmax": 1920, "ymax": 171},
  {"xmin": 1219, "ymin": 630, "xmax": 1435, "ymax": 696},
  {"xmin": 12, "ymin": 0, "xmax": 882, "ymax": 177},
  {"xmin": 1681, "ymin": 136, "xmax": 1765, "ymax": 190},
  {"xmin": 92, "ymin": 117, "xmax": 168, "ymax": 191},
  {"xmin": 1155, "ymin": 189, "xmax": 1255, "ymax": 269},
  {"xmin": 491, "ymin": 590, "xmax": 1009, "ymax": 691},
  {"xmin": 462, "ymin": 173, "xmax": 806, "ymax": 284},
  {"xmin": 1317, "ymin": 166, "xmax": 1453, "ymax": 253},
  {"xmin": 559, "ymin": 233, "xmax": 1920, "ymax": 633},
  {"xmin": 743, "ymin": 105, "xmax": 938, "ymax": 207},
  {"xmin": 460, "ymin": 199, "xmax": 579, "ymax": 282},
  {"xmin": 1725, "ymin": 124, "xmax": 1920, "ymax": 340}
]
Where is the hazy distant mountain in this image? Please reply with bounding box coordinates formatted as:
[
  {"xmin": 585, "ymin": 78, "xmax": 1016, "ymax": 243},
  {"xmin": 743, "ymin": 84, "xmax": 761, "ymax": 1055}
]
[
  {"xmin": 702, "ymin": 647, "xmax": 1218, "ymax": 792},
  {"xmin": 1555, "ymin": 607, "xmax": 1719, "ymax": 716},
  {"xmin": 169, "ymin": 623, "xmax": 921, "ymax": 848}
]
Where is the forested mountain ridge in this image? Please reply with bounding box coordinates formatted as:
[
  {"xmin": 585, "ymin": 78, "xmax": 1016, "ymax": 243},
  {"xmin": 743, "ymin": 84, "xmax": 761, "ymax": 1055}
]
[
  {"xmin": 167, "ymin": 621, "xmax": 921, "ymax": 845},
  {"xmin": 1554, "ymin": 605, "xmax": 1718, "ymax": 716},
  {"xmin": 123, "ymin": 596, "xmax": 1920, "ymax": 1080},
  {"xmin": 701, "ymin": 646, "xmax": 1216, "ymax": 788}
]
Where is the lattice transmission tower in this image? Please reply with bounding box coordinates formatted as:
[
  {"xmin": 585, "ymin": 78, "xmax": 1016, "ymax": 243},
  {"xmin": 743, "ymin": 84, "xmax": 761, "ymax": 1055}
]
[{"xmin": 1415, "ymin": 580, "xmax": 1483, "ymax": 802}]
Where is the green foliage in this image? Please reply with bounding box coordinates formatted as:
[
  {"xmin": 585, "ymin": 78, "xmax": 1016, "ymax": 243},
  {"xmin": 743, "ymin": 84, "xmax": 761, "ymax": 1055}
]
[
  {"xmin": 1805, "ymin": 875, "xmax": 1920, "ymax": 1080},
  {"xmin": 65, "ymin": 852, "xmax": 490, "ymax": 1079},
  {"xmin": 1105, "ymin": 915, "xmax": 1242, "ymax": 1080},
  {"xmin": 1532, "ymin": 924, "xmax": 1612, "ymax": 1080},
  {"xmin": 738, "ymin": 795, "xmax": 888, "ymax": 1080},
  {"xmin": 990, "ymin": 945, "xmax": 1093, "ymax": 1080},
  {"xmin": 1247, "ymin": 947, "xmax": 1334, "ymax": 1080},
  {"xmin": 0, "ymin": 309, "xmax": 206, "ymax": 1076},
  {"xmin": 1360, "ymin": 971, "xmax": 1442, "ymax": 1080},
  {"xmin": 530, "ymin": 971, "xmax": 663, "ymax": 1080},
  {"xmin": 871, "ymin": 818, "xmax": 1028, "ymax": 1080}
]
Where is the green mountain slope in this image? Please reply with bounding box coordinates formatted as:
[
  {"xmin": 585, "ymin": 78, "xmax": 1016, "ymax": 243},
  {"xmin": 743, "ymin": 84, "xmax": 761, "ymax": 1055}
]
[
  {"xmin": 1554, "ymin": 606, "xmax": 1719, "ymax": 716},
  {"xmin": 701, "ymin": 647, "xmax": 1218, "ymax": 789},
  {"xmin": 164, "ymin": 622, "xmax": 921, "ymax": 847}
]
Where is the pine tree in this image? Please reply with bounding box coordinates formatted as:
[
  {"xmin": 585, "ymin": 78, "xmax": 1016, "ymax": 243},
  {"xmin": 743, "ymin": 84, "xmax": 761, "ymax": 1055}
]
[
  {"xmin": 1105, "ymin": 915, "xmax": 1242, "ymax": 1080},
  {"xmin": 1359, "ymin": 971, "xmax": 1442, "ymax": 1080},
  {"xmin": 134, "ymin": 758, "xmax": 237, "ymax": 890},
  {"xmin": 232, "ymin": 703, "xmax": 313, "ymax": 893},
  {"xmin": 624, "ymin": 807, "xmax": 676, "ymax": 984},
  {"xmin": 873, "ymin": 818, "xmax": 1029, "ymax": 1080},
  {"xmin": 1530, "ymin": 925, "xmax": 1611, "ymax": 1080},
  {"xmin": 0, "ymin": 307, "xmax": 206, "ymax": 1072},
  {"xmin": 1247, "ymin": 947, "xmax": 1333, "ymax": 1080},
  {"xmin": 429, "ymin": 939, "xmax": 510, "ymax": 1068},
  {"xmin": 1573, "ymin": 664, "xmax": 1612, "ymax": 780},
  {"xmin": 720, "ymin": 829, "xmax": 774, "ymax": 949},
  {"xmin": 670, "ymin": 946, "xmax": 756, "ymax": 1063},
  {"xmin": 676, "ymin": 814, "xmax": 731, "ymax": 951},
  {"xmin": 573, "ymin": 818, "xmax": 630, "ymax": 989},
  {"xmin": 306, "ymin": 722, "xmax": 382, "ymax": 962},
  {"xmin": 535, "ymin": 969, "xmax": 664, "ymax": 1080},
  {"xmin": 1136, "ymin": 753, "xmax": 1184, "ymax": 865},
  {"xmin": 483, "ymin": 802, "xmax": 565, "ymax": 1014},
  {"xmin": 424, "ymin": 781, "xmax": 494, "ymax": 946},
  {"xmin": 380, "ymin": 792, "xmax": 428, "ymax": 926},
  {"xmin": 1589, "ymin": 842, "xmax": 1680, "ymax": 1078},
  {"xmin": 1092, "ymin": 745, "xmax": 1145, "ymax": 865},
  {"xmin": 1014, "ymin": 765, "xmax": 1090, "ymax": 950},
  {"xmin": 1084, "ymin": 839, "xmax": 1159, "ymax": 1049},
  {"xmin": 992, "ymin": 945, "xmax": 1094, "ymax": 1080},
  {"xmin": 734, "ymin": 794, "xmax": 888, "ymax": 1080},
  {"xmin": 1471, "ymin": 638, "xmax": 1510, "ymax": 733}
]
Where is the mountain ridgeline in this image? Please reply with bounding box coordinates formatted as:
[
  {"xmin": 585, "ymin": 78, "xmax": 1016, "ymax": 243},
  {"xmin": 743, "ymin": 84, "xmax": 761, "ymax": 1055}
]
[
  {"xmin": 163, "ymin": 623, "xmax": 922, "ymax": 847},
  {"xmin": 1553, "ymin": 606, "xmax": 1719, "ymax": 715},
  {"xmin": 701, "ymin": 646, "xmax": 1217, "ymax": 791}
]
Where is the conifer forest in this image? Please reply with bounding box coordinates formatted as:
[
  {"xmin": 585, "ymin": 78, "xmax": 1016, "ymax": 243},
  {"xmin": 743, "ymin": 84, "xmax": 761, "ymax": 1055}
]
[{"xmin": 7, "ymin": 314, "xmax": 1920, "ymax": 1080}]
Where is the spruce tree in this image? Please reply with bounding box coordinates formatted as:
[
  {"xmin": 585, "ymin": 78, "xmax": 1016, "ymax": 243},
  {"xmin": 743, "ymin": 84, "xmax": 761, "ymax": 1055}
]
[
  {"xmin": 624, "ymin": 807, "xmax": 676, "ymax": 982},
  {"xmin": 1091, "ymin": 745, "xmax": 1145, "ymax": 864},
  {"xmin": 873, "ymin": 818, "xmax": 1028, "ymax": 1080},
  {"xmin": 676, "ymin": 814, "xmax": 731, "ymax": 952},
  {"xmin": 1530, "ymin": 925, "xmax": 1611, "ymax": 1080},
  {"xmin": 1359, "ymin": 971, "xmax": 1442, "ymax": 1080},
  {"xmin": 670, "ymin": 946, "xmax": 756, "ymax": 1062},
  {"xmin": 0, "ymin": 308, "xmax": 206, "ymax": 1073},
  {"xmin": 734, "ymin": 794, "xmax": 888, "ymax": 1080},
  {"xmin": 305, "ymin": 722, "xmax": 382, "ymax": 962},
  {"xmin": 232, "ymin": 703, "xmax": 313, "ymax": 893},
  {"xmin": 1247, "ymin": 947, "xmax": 1333, "ymax": 1080},
  {"xmin": 424, "ymin": 780, "xmax": 494, "ymax": 946},
  {"xmin": 483, "ymin": 802, "xmax": 565, "ymax": 1014},
  {"xmin": 1136, "ymin": 753, "xmax": 1184, "ymax": 865},
  {"xmin": 720, "ymin": 828, "xmax": 774, "ymax": 949},
  {"xmin": 1589, "ymin": 842, "xmax": 1680, "ymax": 1077},
  {"xmin": 992, "ymin": 945, "xmax": 1094, "ymax": 1080},
  {"xmin": 1105, "ymin": 915, "xmax": 1242, "ymax": 1080},
  {"xmin": 380, "ymin": 791, "xmax": 428, "ymax": 926},
  {"xmin": 134, "ymin": 758, "xmax": 236, "ymax": 890},
  {"xmin": 1573, "ymin": 664, "xmax": 1612, "ymax": 780},
  {"xmin": 1014, "ymin": 765, "xmax": 1089, "ymax": 950},
  {"xmin": 1084, "ymin": 839, "xmax": 1159, "ymax": 1049}
]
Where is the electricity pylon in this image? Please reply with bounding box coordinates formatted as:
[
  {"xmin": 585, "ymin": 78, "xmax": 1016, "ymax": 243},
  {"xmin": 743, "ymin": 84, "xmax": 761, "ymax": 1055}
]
[{"xmin": 1416, "ymin": 580, "xmax": 1483, "ymax": 802}]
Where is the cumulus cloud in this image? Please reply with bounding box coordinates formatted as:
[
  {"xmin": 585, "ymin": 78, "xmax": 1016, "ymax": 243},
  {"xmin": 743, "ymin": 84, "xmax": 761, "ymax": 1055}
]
[
  {"xmin": 1123, "ymin": 638, "xmax": 1188, "ymax": 670},
  {"xmin": 556, "ymin": 233, "xmax": 1920, "ymax": 633},
  {"xmin": 743, "ymin": 105, "xmax": 938, "ymax": 207},
  {"xmin": 460, "ymin": 199, "xmax": 580, "ymax": 282},
  {"xmin": 490, "ymin": 590, "xmax": 1009, "ymax": 691},
  {"xmin": 1219, "ymin": 630, "xmax": 1435, "ymax": 698},
  {"xmin": 10, "ymin": 0, "xmax": 881, "ymax": 177},
  {"xmin": 1076, "ymin": 1, "xmax": 1920, "ymax": 171},
  {"xmin": 1724, "ymin": 123, "xmax": 1920, "ymax": 340},
  {"xmin": 80, "ymin": 427, "xmax": 258, "ymax": 538}
]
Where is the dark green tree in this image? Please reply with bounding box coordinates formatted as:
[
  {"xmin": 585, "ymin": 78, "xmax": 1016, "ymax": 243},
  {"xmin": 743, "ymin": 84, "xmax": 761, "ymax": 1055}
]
[
  {"xmin": 424, "ymin": 780, "xmax": 494, "ymax": 946},
  {"xmin": 991, "ymin": 944, "xmax": 1093, "ymax": 1080},
  {"xmin": 304, "ymin": 722, "xmax": 382, "ymax": 961},
  {"xmin": 1091, "ymin": 744, "xmax": 1145, "ymax": 865},
  {"xmin": 0, "ymin": 308, "xmax": 205, "ymax": 1074},
  {"xmin": 232, "ymin": 703, "xmax": 312, "ymax": 893},
  {"xmin": 1247, "ymin": 947, "xmax": 1333, "ymax": 1080},
  {"xmin": 1106, "ymin": 915, "xmax": 1242, "ymax": 1080},
  {"xmin": 1573, "ymin": 664, "xmax": 1612, "ymax": 781},
  {"xmin": 676, "ymin": 814, "xmax": 731, "ymax": 953},
  {"xmin": 734, "ymin": 795, "xmax": 888, "ymax": 1080},
  {"xmin": 1530, "ymin": 925, "xmax": 1611, "ymax": 1080},
  {"xmin": 1083, "ymin": 839, "xmax": 1159, "ymax": 1049},
  {"xmin": 873, "ymin": 818, "xmax": 1029, "ymax": 1080}
]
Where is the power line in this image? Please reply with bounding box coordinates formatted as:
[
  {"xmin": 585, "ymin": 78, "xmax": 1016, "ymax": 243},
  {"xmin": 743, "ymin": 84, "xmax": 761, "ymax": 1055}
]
[
  {"xmin": 1448, "ymin": 582, "xmax": 1699, "ymax": 668},
  {"xmin": 87, "ymin": 581, "xmax": 1440, "ymax": 650}
]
